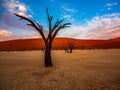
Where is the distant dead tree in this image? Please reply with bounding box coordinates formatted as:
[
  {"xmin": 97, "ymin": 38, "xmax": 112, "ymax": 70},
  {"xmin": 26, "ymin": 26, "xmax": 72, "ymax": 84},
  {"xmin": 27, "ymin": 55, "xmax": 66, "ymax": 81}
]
[
  {"xmin": 63, "ymin": 41, "xmax": 76, "ymax": 53},
  {"xmin": 15, "ymin": 8, "xmax": 71, "ymax": 67},
  {"xmin": 68, "ymin": 41, "xmax": 75, "ymax": 53},
  {"xmin": 63, "ymin": 46, "xmax": 69, "ymax": 53}
]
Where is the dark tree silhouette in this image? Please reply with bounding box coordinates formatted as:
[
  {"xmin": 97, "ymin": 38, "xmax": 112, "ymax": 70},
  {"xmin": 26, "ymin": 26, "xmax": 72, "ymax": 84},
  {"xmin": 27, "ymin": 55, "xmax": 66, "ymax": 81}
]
[
  {"xmin": 68, "ymin": 41, "xmax": 75, "ymax": 53},
  {"xmin": 15, "ymin": 8, "xmax": 71, "ymax": 67},
  {"xmin": 63, "ymin": 41, "xmax": 75, "ymax": 53},
  {"xmin": 63, "ymin": 46, "xmax": 69, "ymax": 53}
]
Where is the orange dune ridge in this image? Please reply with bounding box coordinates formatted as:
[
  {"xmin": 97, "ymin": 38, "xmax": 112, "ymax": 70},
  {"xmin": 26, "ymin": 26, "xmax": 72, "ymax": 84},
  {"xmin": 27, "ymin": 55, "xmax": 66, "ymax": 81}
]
[{"xmin": 0, "ymin": 37, "xmax": 120, "ymax": 51}]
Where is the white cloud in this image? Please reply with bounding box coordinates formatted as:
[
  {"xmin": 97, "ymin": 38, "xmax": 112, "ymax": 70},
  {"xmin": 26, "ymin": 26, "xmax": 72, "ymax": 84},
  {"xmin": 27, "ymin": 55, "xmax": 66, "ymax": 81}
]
[
  {"xmin": 0, "ymin": 29, "xmax": 12, "ymax": 37},
  {"xmin": 63, "ymin": 15, "xmax": 71, "ymax": 18},
  {"xmin": 4, "ymin": 0, "xmax": 32, "ymax": 17},
  {"xmin": 62, "ymin": 14, "xmax": 75, "ymax": 22},
  {"xmin": 85, "ymin": 13, "xmax": 120, "ymax": 39},
  {"xmin": 58, "ymin": 25, "xmax": 85, "ymax": 38},
  {"xmin": 62, "ymin": 6, "xmax": 78, "ymax": 13},
  {"xmin": 106, "ymin": 2, "xmax": 118, "ymax": 7},
  {"xmin": 0, "ymin": 29, "xmax": 13, "ymax": 41},
  {"xmin": 104, "ymin": 13, "xmax": 120, "ymax": 17},
  {"xmin": 61, "ymin": 6, "xmax": 77, "ymax": 22},
  {"xmin": 105, "ymin": 2, "xmax": 118, "ymax": 10},
  {"xmin": 0, "ymin": 29, "xmax": 40, "ymax": 41},
  {"xmin": 58, "ymin": 13, "xmax": 120, "ymax": 39},
  {"xmin": 1, "ymin": 13, "xmax": 120, "ymax": 41},
  {"xmin": 18, "ymin": 5, "xmax": 26, "ymax": 12}
]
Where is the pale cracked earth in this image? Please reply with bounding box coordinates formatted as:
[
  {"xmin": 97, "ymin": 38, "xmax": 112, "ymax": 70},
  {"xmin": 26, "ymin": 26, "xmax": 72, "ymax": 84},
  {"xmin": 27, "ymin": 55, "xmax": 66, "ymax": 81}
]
[{"xmin": 0, "ymin": 49, "xmax": 120, "ymax": 90}]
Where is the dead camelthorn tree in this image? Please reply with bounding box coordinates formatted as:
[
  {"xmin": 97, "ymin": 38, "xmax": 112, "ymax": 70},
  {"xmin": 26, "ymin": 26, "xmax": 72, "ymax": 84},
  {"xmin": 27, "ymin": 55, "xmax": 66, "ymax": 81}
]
[
  {"xmin": 15, "ymin": 8, "xmax": 71, "ymax": 67},
  {"xmin": 62, "ymin": 46, "xmax": 69, "ymax": 53},
  {"xmin": 68, "ymin": 41, "xmax": 75, "ymax": 53},
  {"xmin": 63, "ymin": 41, "xmax": 75, "ymax": 53}
]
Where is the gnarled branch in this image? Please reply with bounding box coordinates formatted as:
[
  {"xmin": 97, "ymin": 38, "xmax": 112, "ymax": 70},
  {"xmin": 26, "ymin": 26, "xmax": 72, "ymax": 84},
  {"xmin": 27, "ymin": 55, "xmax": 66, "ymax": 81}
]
[
  {"xmin": 52, "ymin": 23, "xmax": 71, "ymax": 41},
  {"xmin": 14, "ymin": 14, "xmax": 46, "ymax": 43},
  {"xmin": 52, "ymin": 19, "xmax": 64, "ymax": 33}
]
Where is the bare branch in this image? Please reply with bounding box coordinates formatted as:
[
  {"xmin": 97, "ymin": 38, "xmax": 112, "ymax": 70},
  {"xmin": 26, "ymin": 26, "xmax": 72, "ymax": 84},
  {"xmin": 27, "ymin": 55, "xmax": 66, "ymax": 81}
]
[
  {"xmin": 15, "ymin": 14, "xmax": 35, "ymax": 26},
  {"xmin": 46, "ymin": 8, "xmax": 54, "ymax": 43},
  {"xmin": 52, "ymin": 23, "xmax": 71, "ymax": 41},
  {"xmin": 46, "ymin": 8, "xmax": 53, "ymax": 31},
  {"xmin": 26, "ymin": 24, "xmax": 33, "ymax": 26},
  {"xmin": 36, "ymin": 22, "xmax": 43, "ymax": 30},
  {"xmin": 62, "ymin": 23, "xmax": 71, "ymax": 27},
  {"xmin": 52, "ymin": 19, "xmax": 64, "ymax": 33},
  {"xmin": 14, "ymin": 14, "xmax": 47, "ymax": 43}
]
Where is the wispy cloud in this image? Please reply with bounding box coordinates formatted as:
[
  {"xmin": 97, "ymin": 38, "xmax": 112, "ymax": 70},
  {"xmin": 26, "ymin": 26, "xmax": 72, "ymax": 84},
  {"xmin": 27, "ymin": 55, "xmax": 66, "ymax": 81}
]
[
  {"xmin": 85, "ymin": 13, "xmax": 120, "ymax": 39},
  {"xmin": 1, "ymin": 13, "xmax": 120, "ymax": 41},
  {"xmin": 62, "ymin": 14, "xmax": 75, "ymax": 22},
  {"xmin": 3, "ymin": 0, "xmax": 32, "ymax": 17},
  {"xmin": 0, "ymin": 28, "xmax": 40, "ymax": 41},
  {"xmin": 58, "ymin": 25, "xmax": 86, "ymax": 38},
  {"xmin": 0, "ymin": 0, "xmax": 36, "ymax": 41},
  {"xmin": 58, "ymin": 13, "xmax": 120, "ymax": 39},
  {"xmin": 0, "ymin": 29, "xmax": 12, "ymax": 38},
  {"xmin": 106, "ymin": 2, "xmax": 118, "ymax": 7},
  {"xmin": 0, "ymin": 29, "xmax": 15, "ymax": 41},
  {"xmin": 61, "ymin": 5, "xmax": 78, "ymax": 23},
  {"xmin": 0, "ymin": 0, "xmax": 120, "ymax": 41},
  {"xmin": 105, "ymin": 2, "xmax": 118, "ymax": 10},
  {"xmin": 62, "ymin": 6, "xmax": 78, "ymax": 13}
]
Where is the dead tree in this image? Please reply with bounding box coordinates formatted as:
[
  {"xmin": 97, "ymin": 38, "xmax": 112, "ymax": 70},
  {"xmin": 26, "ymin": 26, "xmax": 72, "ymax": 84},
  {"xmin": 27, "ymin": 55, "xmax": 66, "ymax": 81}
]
[
  {"xmin": 15, "ymin": 8, "xmax": 71, "ymax": 67},
  {"xmin": 62, "ymin": 46, "xmax": 69, "ymax": 53},
  {"xmin": 68, "ymin": 41, "xmax": 75, "ymax": 53},
  {"xmin": 63, "ymin": 41, "xmax": 75, "ymax": 53}
]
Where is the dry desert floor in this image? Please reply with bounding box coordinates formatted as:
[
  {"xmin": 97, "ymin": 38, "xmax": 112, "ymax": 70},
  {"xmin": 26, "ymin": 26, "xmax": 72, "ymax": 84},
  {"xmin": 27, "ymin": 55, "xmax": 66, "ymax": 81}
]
[{"xmin": 0, "ymin": 49, "xmax": 120, "ymax": 90}]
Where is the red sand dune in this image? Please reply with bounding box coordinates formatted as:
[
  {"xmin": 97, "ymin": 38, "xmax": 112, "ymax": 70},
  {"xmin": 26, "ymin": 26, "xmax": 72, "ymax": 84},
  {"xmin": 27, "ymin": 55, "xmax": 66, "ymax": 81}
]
[{"xmin": 0, "ymin": 37, "xmax": 120, "ymax": 51}]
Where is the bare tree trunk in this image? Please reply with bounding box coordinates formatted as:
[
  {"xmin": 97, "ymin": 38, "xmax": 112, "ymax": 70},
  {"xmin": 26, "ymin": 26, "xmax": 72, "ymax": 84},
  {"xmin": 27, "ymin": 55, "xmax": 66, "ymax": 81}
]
[
  {"xmin": 44, "ymin": 43, "xmax": 53, "ymax": 67},
  {"xmin": 69, "ymin": 49, "xmax": 72, "ymax": 53},
  {"xmin": 66, "ymin": 49, "xmax": 70, "ymax": 53}
]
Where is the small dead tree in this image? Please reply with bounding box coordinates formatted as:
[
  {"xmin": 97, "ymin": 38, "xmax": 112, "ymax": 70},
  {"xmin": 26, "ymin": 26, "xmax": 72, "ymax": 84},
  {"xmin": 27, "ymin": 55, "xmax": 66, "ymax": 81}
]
[
  {"xmin": 68, "ymin": 41, "xmax": 75, "ymax": 53},
  {"xmin": 63, "ymin": 41, "xmax": 75, "ymax": 53},
  {"xmin": 62, "ymin": 46, "xmax": 69, "ymax": 53},
  {"xmin": 15, "ymin": 8, "xmax": 71, "ymax": 67}
]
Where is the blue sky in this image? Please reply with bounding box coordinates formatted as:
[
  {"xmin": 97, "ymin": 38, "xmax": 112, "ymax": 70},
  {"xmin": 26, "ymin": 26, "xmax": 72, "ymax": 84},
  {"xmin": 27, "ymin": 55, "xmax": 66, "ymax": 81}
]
[{"xmin": 0, "ymin": 0, "xmax": 120, "ymax": 41}]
